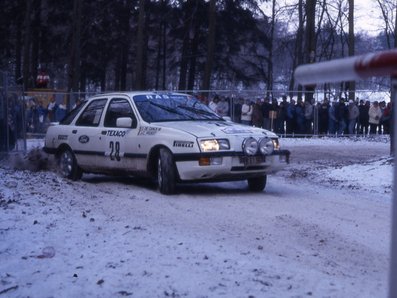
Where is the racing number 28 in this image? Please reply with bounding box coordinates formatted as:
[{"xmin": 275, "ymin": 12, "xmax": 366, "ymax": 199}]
[{"xmin": 109, "ymin": 141, "xmax": 121, "ymax": 161}]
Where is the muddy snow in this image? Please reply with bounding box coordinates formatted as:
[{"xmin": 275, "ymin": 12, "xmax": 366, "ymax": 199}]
[{"xmin": 0, "ymin": 137, "xmax": 393, "ymax": 297}]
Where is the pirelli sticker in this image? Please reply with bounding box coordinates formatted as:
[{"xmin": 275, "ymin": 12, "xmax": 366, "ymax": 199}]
[
  {"xmin": 138, "ymin": 127, "xmax": 161, "ymax": 136},
  {"xmin": 173, "ymin": 141, "xmax": 194, "ymax": 148}
]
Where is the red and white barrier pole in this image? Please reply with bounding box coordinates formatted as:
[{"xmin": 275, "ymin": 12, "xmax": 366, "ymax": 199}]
[
  {"xmin": 294, "ymin": 49, "xmax": 397, "ymax": 298},
  {"xmin": 294, "ymin": 49, "xmax": 397, "ymax": 85},
  {"xmin": 390, "ymin": 77, "xmax": 397, "ymax": 298}
]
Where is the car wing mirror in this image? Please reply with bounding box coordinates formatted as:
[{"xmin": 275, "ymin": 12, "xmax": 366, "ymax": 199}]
[{"xmin": 116, "ymin": 117, "xmax": 136, "ymax": 128}]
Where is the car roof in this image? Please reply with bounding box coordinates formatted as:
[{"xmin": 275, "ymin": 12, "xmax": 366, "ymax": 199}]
[{"xmin": 88, "ymin": 91, "xmax": 190, "ymax": 100}]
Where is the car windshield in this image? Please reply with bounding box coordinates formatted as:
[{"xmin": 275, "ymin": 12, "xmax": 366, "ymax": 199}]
[{"xmin": 133, "ymin": 94, "xmax": 223, "ymax": 122}]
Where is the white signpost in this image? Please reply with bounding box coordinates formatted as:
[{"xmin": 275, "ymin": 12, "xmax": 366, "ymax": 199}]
[{"xmin": 294, "ymin": 49, "xmax": 397, "ymax": 298}]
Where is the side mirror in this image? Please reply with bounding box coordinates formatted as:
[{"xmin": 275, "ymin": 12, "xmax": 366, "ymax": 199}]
[{"xmin": 116, "ymin": 117, "xmax": 137, "ymax": 128}]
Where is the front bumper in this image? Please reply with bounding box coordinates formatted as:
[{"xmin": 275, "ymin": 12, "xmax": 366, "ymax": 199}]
[{"xmin": 174, "ymin": 149, "xmax": 290, "ymax": 181}]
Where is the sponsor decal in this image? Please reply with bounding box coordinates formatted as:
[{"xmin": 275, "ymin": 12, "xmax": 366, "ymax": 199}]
[
  {"xmin": 106, "ymin": 130, "xmax": 126, "ymax": 137},
  {"xmin": 138, "ymin": 126, "xmax": 161, "ymax": 136},
  {"xmin": 221, "ymin": 127, "xmax": 252, "ymax": 134},
  {"xmin": 173, "ymin": 141, "xmax": 194, "ymax": 148},
  {"xmin": 78, "ymin": 135, "xmax": 90, "ymax": 144},
  {"xmin": 58, "ymin": 135, "xmax": 68, "ymax": 140}
]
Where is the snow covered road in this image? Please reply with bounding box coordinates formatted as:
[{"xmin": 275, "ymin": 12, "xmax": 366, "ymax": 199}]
[{"xmin": 0, "ymin": 137, "xmax": 392, "ymax": 297}]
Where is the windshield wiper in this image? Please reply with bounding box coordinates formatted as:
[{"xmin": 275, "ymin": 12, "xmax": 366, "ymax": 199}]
[
  {"xmin": 177, "ymin": 105, "xmax": 222, "ymax": 120},
  {"xmin": 149, "ymin": 101, "xmax": 194, "ymax": 119}
]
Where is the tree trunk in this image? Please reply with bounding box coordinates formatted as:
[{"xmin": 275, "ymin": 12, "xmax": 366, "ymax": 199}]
[
  {"xmin": 134, "ymin": 0, "xmax": 146, "ymax": 90},
  {"xmin": 15, "ymin": 17, "xmax": 22, "ymax": 82},
  {"xmin": 67, "ymin": 0, "xmax": 82, "ymax": 109},
  {"xmin": 117, "ymin": 0, "xmax": 130, "ymax": 91},
  {"xmin": 290, "ymin": 0, "xmax": 304, "ymax": 100},
  {"xmin": 155, "ymin": 21, "xmax": 163, "ymax": 90},
  {"xmin": 30, "ymin": 0, "xmax": 41, "ymax": 88},
  {"xmin": 348, "ymin": 0, "xmax": 355, "ymax": 101},
  {"xmin": 187, "ymin": 21, "xmax": 200, "ymax": 91},
  {"xmin": 178, "ymin": 33, "xmax": 189, "ymax": 91},
  {"xmin": 22, "ymin": 0, "xmax": 32, "ymax": 89},
  {"xmin": 304, "ymin": 0, "xmax": 316, "ymax": 103},
  {"xmin": 201, "ymin": 0, "xmax": 216, "ymax": 93},
  {"xmin": 162, "ymin": 20, "xmax": 167, "ymax": 90},
  {"xmin": 267, "ymin": 0, "xmax": 276, "ymax": 96}
]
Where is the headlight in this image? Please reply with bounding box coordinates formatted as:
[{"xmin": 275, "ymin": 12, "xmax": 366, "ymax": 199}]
[
  {"xmin": 242, "ymin": 137, "xmax": 258, "ymax": 155},
  {"xmin": 259, "ymin": 137, "xmax": 274, "ymax": 155},
  {"xmin": 199, "ymin": 139, "xmax": 230, "ymax": 152}
]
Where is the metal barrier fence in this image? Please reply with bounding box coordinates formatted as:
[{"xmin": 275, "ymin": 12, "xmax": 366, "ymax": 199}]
[{"xmin": 0, "ymin": 83, "xmax": 392, "ymax": 154}]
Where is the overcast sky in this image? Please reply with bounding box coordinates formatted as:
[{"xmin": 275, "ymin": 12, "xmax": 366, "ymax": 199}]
[
  {"xmin": 355, "ymin": 0, "xmax": 384, "ymax": 34},
  {"xmin": 261, "ymin": 0, "xmax": 384, "ymax": 36}
]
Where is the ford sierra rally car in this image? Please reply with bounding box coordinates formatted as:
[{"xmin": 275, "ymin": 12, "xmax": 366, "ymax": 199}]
[{"xmin": 43, "ymin": 92, "xmax": 290, "ymax": 194}]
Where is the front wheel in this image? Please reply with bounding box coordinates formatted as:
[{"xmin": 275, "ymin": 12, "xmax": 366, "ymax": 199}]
[
  {"xmin": 58, "ymin": 148, "xmax": 82, "ymax": 181},
  {"xmin": 247, "ymin": 175, "xmax": 267, "ymax": 192},
  {"xmin": 157, "ymin": 148, "xmax": 177, "ymax": 195}
]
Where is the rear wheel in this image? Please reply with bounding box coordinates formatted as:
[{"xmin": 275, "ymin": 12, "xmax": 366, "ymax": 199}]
[
  {"xmin": 157, "ymin": 148, "xmax": 176, "ymax": 195},
  {"xmin": 247, "ymin": 175, "xmax": 267, "ymax": 192},
  {"xmin": 58, "ymin": 148, "xmax": 82, "ymax": 181}
]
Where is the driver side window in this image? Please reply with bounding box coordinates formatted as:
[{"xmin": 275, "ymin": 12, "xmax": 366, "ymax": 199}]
[
  {"xmin": 75, "ymin": 99, "xmax": 107, "ymax": 127},
  {"xmin": 104, "ymin": 98, "xmax": 137, "ymax": 128}
]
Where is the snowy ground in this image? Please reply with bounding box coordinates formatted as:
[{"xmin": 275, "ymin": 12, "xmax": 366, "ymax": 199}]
[{"xmin": 0, "ymin": 136, "xmax": 393, "ymax": 297}]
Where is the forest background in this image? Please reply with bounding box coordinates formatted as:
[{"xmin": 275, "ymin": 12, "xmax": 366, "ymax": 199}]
[{"xmin": 1, "ymin": 0, "xmax": 396, "ymax": 103}]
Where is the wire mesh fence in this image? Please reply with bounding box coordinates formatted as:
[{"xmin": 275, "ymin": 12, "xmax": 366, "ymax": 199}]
[{"xmin": 0, "ymin": 72, "xmax": 392, "ymax": 154}]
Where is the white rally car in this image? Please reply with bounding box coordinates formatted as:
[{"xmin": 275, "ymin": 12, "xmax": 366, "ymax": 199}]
[{"xmin": 44, "ymin": 92, "xmax": 290, "ymax": 194}]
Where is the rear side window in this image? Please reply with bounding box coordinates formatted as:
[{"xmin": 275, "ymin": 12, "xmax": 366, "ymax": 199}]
[
  {"xmin": 60, "ymin": 101, "xmax": 86, "ymax": 125},
  {"xmin": 104, "ymin": 98, "xmax": 136, "ymax": 127},
  {"xmin": 75, "ymin": 99, "xmax": 107, "ymax": 127}
]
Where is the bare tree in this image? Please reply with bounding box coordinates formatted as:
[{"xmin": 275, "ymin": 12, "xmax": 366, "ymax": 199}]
[
  {"xmin": 395, "ymin": 3, "xmax": 397, "ymax": 48},
  {"xmin": 377, "ymin": 0, "xmax": 396, "ymax": 49}
]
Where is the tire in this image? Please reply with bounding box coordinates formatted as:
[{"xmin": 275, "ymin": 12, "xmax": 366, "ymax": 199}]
[
  {"xmin": 247, "ymin": 175, "xmax": 267, "ymax": 192},
  {"xmin": 58, "ymin": 148, "xmax": 82, "ymax": 181},
  {"xmin": 157, "ymin": 148, "xmax": 177, "ymax": 195}
]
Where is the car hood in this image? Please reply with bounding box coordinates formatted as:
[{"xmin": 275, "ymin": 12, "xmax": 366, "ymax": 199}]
[{"xmin": 154, "ymin": 121, "xmax": 278, "ymax": 138}]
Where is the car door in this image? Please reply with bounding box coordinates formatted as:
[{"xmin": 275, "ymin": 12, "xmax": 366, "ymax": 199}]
[
  {"xmin": 70, "ymin": 98, "xmax": 108, "ymax": 170},
  {"xmin": 98, "ymin": 97, "xmax": 139, "ymax": 171}
]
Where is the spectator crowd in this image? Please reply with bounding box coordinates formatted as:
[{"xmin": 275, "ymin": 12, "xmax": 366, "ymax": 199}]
[
  {"xmin": 206, "ymin": 95, "xmax": 392, "ymax": 136},
  {"xmin": 6, "ymin": 92, "xmax": 393, "ymax": 137}
]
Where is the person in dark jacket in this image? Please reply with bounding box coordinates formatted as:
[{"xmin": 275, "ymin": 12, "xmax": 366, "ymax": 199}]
[
  {"xmin": 286, "ymin": 98, "xmax": 296, "ymax": 134},
  {"xmin": 295, "ymin": 99, "xmax": 305, "ymax": 134},
  {"xmin": 328, "ymin": 101, "xmax": 338, "ymax": 134},
  {"xmin": 358, "ymin": 100, "xmax": 370, "ymax": 135},
  {"xmin": 335, "ymin": 99, "xmax": 348, "ymax": 135},
  {"xmin": 318, "ymin": 99, "xmax": 329, "ymax": 134},
  {"xmin": 261, "ymin": 97, "xmax": 271, "ymax": 130},
  {"xmin": 251, "ymin": 99, "xmax": 263, "ymax": 128},
  {"xmin": 277, "ymin": 96, "xmax": 287, "ymax": 134}
]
